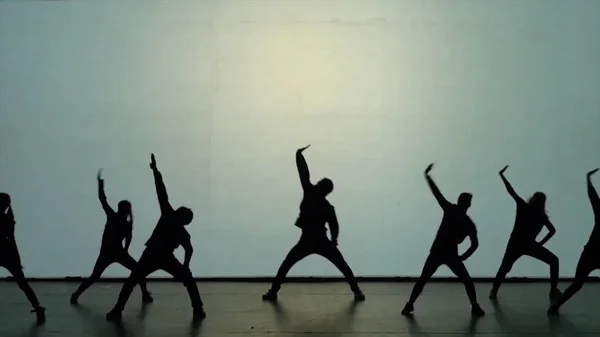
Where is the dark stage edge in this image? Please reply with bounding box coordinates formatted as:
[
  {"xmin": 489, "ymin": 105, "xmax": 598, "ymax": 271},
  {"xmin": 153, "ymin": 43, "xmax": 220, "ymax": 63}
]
[{"xmin": 1, "ymin": 281, "xmax": 599, "ymax": 336}]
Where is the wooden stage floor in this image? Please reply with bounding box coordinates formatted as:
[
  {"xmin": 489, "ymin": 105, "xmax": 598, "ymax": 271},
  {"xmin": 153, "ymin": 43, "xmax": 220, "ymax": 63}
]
[{"xmin": 1, "ymin": 281, "xmax": 599, "ymax": 336}]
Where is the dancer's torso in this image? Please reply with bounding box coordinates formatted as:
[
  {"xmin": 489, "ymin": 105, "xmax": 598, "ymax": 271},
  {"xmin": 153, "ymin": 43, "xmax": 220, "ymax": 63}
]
[
  {"xmin": 145, "ymin": 207, "xmax": 190, "ymax": 253},
  {"xmin": 0, "ymin": 212, "xmax": 19, "ymax": 263},
  {"xmin": 0, "ymin": 211, "xmax": 15, "ymax": 248},
  {"xmin": 101, "ymin": 213, "xmax": 131, "ymax": 251},
  {"xmin": 509, "ymin": 201, "xmax": 546, "ymax": 243},
  {"xmin": 295, "ymin": 187, "xmax": 332, "ymax": 237},
  {"xmin": 430, "ymin": 204, "xmax": 476, "ymax": 255}
]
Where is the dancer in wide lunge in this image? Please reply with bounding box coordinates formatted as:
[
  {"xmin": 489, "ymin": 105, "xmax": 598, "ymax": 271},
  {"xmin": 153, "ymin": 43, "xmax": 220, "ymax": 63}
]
[
  {"xmin": 262, "ymin": 145, "xmax": 365, "ymax": 302},
  {"xmin": 106, "ymin": 154, "xmax": 205, "ymax": 321},
  {"xmin": 401, "ymin": 163, "xmax": 484, "ymax": 317},
  {"xmin": 0, "ymin": 193, "xmax": 46, "ymax": 323},
  {"xmin": 70, "ymin": 169, "xmax": 153, "ymax": 304},
  {"xmin": 548, "ymin": 168, "xmax": 599, "ymax": 315},
  {"xmin": 489, "ymin": 165, "xmax": 561, "ymax": 300}
]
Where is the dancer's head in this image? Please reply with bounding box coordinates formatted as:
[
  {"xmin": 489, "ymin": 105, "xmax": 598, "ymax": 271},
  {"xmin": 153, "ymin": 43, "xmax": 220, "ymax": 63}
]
[
  {"xmin": 117, "ymin": 200, "xmax": 132, "ymax": 221},
  {"xmin": 457, "ymin": 193, "xmax": 472, "ymax": 210},
  {"xmin": 0, "ymin": 192, "xmax": 10, "ymax": 211},
  {"xmin": 175, "ymin": 206, "xmax": 193, "ymax": 226},
  {"xmin": 316, "ymin": 178, "xmax": 334, "ymax": 197},
  {"xmin": 528, "ymin": 192, "xmax": 546, "ymax": 211}
]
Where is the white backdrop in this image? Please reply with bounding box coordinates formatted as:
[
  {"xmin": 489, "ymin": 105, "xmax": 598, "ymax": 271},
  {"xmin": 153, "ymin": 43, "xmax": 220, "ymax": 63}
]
[{"xmin": 1, "ymin": 1, "xmax": 599, "ymax": 278}]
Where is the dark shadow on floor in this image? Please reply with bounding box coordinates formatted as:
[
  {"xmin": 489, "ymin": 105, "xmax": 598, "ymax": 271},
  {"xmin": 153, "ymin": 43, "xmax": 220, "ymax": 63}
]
[
  {"xmin": 491, "ymin": 299, "xmax": 584, "ymax": 337},
  {"xmin": 72, "ymin": 304, "xmax": 133, "ymax": 337},
  {"xmin": 405, "ymin": 313, "xmax": 481, "ymax": 337},
  {"xmin": 137, "ymin": 302, "xmax": 151, "ymax": 321},
  {"xmin": 22, "ymin": 321, "xmax": 45, "ymax": 337},
  {"xmin": 268, "ymin": 300, "xmax": 361, "ymax": 336},
  {"xmin": 188, "ymin": 319, "xmax": 204, "ymax": 337},
  {"xmin": 267, "ymin": 301, "xmax": 290, "ymax": 326}
]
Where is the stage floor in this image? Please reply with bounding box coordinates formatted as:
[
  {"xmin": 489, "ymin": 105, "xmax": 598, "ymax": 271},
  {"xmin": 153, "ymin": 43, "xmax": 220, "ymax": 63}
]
[{"xmin": 1, "ymin": 281, "xmax": 599, "ymax": 336}]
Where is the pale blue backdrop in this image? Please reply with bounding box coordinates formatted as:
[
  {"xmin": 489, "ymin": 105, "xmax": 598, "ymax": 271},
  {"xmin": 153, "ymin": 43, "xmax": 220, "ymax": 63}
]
[{"xmin": 1, "ymin": 1, "xmax": 599, "ymax": 278}]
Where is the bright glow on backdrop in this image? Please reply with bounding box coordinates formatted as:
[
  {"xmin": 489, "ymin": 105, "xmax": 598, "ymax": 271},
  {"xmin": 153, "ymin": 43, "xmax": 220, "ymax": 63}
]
[{"xmin": 1, "ymin": 1, "xmax": 599, "ymax": 278}]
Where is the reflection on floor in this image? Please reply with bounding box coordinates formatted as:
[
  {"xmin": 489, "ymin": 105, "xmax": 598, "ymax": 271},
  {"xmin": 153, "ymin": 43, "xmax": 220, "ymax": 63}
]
[{"xmin": 1, "ymin": 281, "xmax": 599, "ymax": 336}]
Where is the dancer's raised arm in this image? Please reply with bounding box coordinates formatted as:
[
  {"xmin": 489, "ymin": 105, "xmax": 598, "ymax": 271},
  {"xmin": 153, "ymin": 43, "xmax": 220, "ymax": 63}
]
[
  {"xmin": 97, "ymin": 169, "xmax": 114, "ymax": 215},
  {"xmin": 150, "ymin": 154, "xmax": 172, "ymax": 213},
  {"xmin": 424, "ymin": 163, "xmax": 450, "ymax": 209},
  {"xmin": 499, "ymin": 165, "xmax": 524, "ymax": 203},
  {"xmin": 296, "ymin": 145, "xmax": 312, "ymax": 191}
]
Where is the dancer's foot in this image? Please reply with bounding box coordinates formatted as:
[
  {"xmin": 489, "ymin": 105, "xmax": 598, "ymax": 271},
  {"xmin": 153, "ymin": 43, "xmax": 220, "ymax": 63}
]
[
  {"xmin": 401, "ymin": 302, "xmax": 414, "ymax": 316},
  {"xmin": 106, "ymin": 308, "xmax": 122, "ymax": 321},
  {"xmin": 549, "ymin": 288, "xmax": 562, "ymax": 301},
  {"xmin": 262, "ymin": 290, "xmax": 278, "ymax": 302},
  {"xmin": 70, "ymin": 292, "xmax": 80, "ymax": 304},
  {"xmin": 193, "ymin": 307, "xmax": 207, "ymax": 321},
  {"xmin": 31, "ymin": 306, "xmax": 46, "ymax": 324},
  {"xmin": 142, "ymin": 293, "xmax": 154, "ymax": 304},
  {"xmin": 471, "ymin": 304, "xmax": 485, "ymax": 317},
  {"xmin": 353, "ymin": 290, "xmax": 366, "ymax": 302},
  {"xmin": 547, "ymin": 304, "xmax": 559, "ymax": 316}
]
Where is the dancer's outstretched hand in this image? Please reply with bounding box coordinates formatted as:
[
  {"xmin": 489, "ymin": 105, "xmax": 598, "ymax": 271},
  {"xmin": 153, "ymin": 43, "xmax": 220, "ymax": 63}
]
[
  {"xmin": 588, "ymin": 168, "xmax": 599, "ymax": 177},
  {"xmin": 97, "ymin": 169, "xmax": 103, "ymax": 181},
  {"xmin": 297, "ymin": 144, "xmax": 311, "ymax": 153},
  {"xmin": 424, "ymin": 163, "xmax": 434, "ymax": 175},
  {"xmin": 150, "ymin": 153, "xmax": 157, "ymax": 169},
  {"xmin": 499, "ymin": 165, "xmax": 509, "ymax": 175}
]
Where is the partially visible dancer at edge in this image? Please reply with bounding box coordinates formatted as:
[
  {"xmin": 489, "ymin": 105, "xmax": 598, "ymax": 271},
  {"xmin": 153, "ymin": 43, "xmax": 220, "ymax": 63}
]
[
  {"xmin": 548, "ymin": 168, "xmax": 599, "ymax": 315},
  {"xmin": 0, "ymin": 192, "xmax": 46, "ymax": 323}
]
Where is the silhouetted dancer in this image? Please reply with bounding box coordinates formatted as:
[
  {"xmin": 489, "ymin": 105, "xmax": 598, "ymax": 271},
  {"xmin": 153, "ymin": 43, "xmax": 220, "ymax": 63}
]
[
  {"xmin": 490, "ymin": 165, "xmax": 561, "ymax": 300},
  {"xmin": 0, "ymin": 193, "xmax": 46, "ymax": 323},
  {"xmin": 548, "ymin": 168, "xmax": 600, "ymax": 315},
  {"xmin": 105, "ymin": 154, "xmax": 205, "ymax": 321},
  {"xmin": 262, "ymin": 145, "xmax": 365, "ymax": 302},
  {"xmin": 401, "ymin": 163, "xmax": 484, "ymax": 317},
  {"xmin": 70, "ymin": 169, "xmax": 153, "ymax": 304}
]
